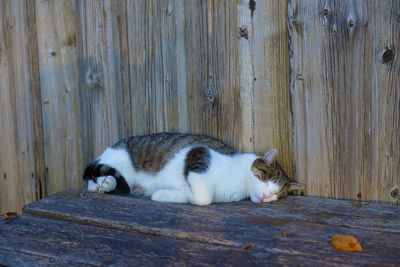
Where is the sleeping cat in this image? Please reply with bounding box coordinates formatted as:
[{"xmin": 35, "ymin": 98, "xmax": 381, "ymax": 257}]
[{"xmin": 83, "ymin": 133, "xmax": 304, "ymax": 205}]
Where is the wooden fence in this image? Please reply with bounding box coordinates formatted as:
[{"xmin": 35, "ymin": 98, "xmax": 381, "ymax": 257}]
[{"xmin": 0, "ymin": 0, "xmax": 399, "ymax": 213}]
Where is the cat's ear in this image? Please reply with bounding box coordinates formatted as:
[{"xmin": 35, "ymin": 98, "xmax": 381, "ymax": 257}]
[
  {"xmin": 264, "ymin": 149, "xmax": 278, "ymax": 164},
  {"xmin": 288, "ymin": 181, "xmax": 305, "ymax": 191}
]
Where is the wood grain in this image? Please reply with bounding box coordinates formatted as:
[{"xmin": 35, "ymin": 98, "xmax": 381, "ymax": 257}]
[
  {"xmin": 0, "ymin": 0, "xmax": 45, "ymax": 213},
  {"xmin": 288, "ymin": 0, "xmax": 400, "ymax": 202},
  {"xmin": 76, "ymin": 0, "xmax": 130, "ymax": 159},
  {"xmin": 36, "ymin": 0, "xmax": 83, "ymax": 195},
  {"xmin": 1, "ymin": 214, "xmax": 347, "ymax": 267},
  {"xmin": 238, "ymin": 0, "xmax": 294, "ymax": 182},
  {"xmin": 126, "ymin": 0, "xmax": 190, "ymax": 135},
  {"xmin": 20, "ymin": 190, "xmax": 400, "ymax": 266},
  {"xmin": 0, "ymin": 0, "xmax": 399, "ymax": 214}
]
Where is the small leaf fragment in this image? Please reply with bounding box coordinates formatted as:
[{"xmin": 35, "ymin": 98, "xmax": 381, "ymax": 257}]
[
  {"xmin": 3, "ymin": 212, "xmax": 19, "ymax": 224},
  {"xmin": 241, "ymin": 243, "xmax": 254, "ymax": 250},
  {"xmin": 331, "ymin": 235, "xmax": 362, "ymax": 252},
  {"xmin": 281, "ymin": 232, "xmax": 293, "ymax": 237}
]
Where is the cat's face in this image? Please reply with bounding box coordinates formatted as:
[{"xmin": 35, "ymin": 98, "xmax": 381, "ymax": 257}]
[{"xmin": 249, "ymin": 149, "xmax": 304, "ymax": 203}]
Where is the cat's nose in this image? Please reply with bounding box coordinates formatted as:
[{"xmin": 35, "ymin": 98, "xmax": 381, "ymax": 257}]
[{"xmin": 261, "ymin": 193, "xmax": 270, "ymax": 201}]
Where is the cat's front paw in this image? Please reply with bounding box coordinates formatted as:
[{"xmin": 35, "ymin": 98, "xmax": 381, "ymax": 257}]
[
  {"xmin": 96, "ymin": 176, "xmax": 117, "ymax": 193},
  {"xmin": 88, "ymin": 180, "xmax": 101, "ymax": 193}
]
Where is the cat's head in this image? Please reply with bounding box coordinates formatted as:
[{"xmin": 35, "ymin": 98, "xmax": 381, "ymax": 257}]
[{"xmin": 249, "ymin": 149, "xmax": 304, "ymax": 203}]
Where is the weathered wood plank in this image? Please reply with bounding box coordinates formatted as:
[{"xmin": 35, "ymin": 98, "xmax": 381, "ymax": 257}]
[
  {"xmin": 128, "ymin": 0, "xmax": 166, "ymax": 134},
  {"xmin": 126, "ymin": 0, "xmax": 190, "ymax": 135},
  {"xmin": 0, "ymin": 0, "xmax": 45, "ymax": 214},
  {"xmin": 207, "ymin": 0, "xmax": 242, "ymax": 148},
  {"xmin": 75, "ymin": 0, "xmax": 131, "ymax": 159},
  {"xmin": 183, "ymin": 0, "xmax": 216, "ymax": 136},
  {"xmin": 237, "ymin": 0, "xmax": 255, "ymax": 152},
  {"xmin": 182, "ymin": 0, "xmax": 243, "ymax": 149},
  {"xmin": 23, "ymin": 190, "xmax": 400, "ymax": 265},
  {"xmin": 288, "ymin": 0, "xmax": 400, "ymax": 202},
  {"xmin": 368, "ymin": 0, "xmax": 400, "ymax": 203},
  {"xmin": 35, "ymin": 0, "xmax": 84, "ymax": 195},
  {"xmin": 0, "ymin": 214, "xmax": 344, "ymax": 267},
  {"xmin": 238, "ymin": 0, "xmax": 294, "ymax": 178}
]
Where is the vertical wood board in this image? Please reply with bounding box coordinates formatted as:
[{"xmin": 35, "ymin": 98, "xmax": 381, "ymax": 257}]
[
  {"xmin": 36, "ymin": 0, "xmax": 83, "ymax": 194},
  {"xmin": 288, "ymin": 0, "xmax": 400, "ymax": 201},
  {"xmin": 0, "ymin": 0, "xmax": 45, "ymax": 213}
]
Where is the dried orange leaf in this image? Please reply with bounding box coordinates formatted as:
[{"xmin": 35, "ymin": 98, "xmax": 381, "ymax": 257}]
[
  {"xmin": 3, "ymin": 212, "xmax": 19, "ymax": 224},
  {"xmin": 241, "ymin": 243, "xmax": 254, "ymax": 250},
  {"xmin": 3, "ymin": 212, "xmax": 18, "ymax": 220},
  {"xmin": 331, "ymin": 235, "xmax": 362, "ymax": 252},
  {"xmin": 281, "ymin": 232, "xmax": 293, "ymax": 237}
]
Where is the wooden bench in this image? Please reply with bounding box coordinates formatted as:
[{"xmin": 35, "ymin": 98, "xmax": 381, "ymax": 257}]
[{"xmin": 0, "ymin": 189, "xmax": 399, "ymax": 266}]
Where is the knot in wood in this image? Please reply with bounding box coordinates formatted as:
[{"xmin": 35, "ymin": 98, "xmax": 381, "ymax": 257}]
[
  {"xmin": 167, "ymin": 6, "xmax": 172, "ymax": 16},
  {"xmin": 239, "ymin": 26, "xmax": 248, "ymax": 40},
  {"xmin": 382, "ymin": 48, "xmax": 394, "ymax": 64},
  {"xmin": 204, "ymin": 86, "xmax": 217, "ymax": 105},
  {"xmin": 296, "ymin": 74, "xmax": 304, "ymax": 81},
  {"xmin": 248, "ymin": 0, "xmax": 256, "ymax": 17},
  {"xmin": 390, "ymin": 188, "xmax": 399, "ymax": 198},
  {"xmin": 347, "ymin": 19, "xmax": 354, "ymax": 28},
  {"xmin": 86, "ymin": 72, "xmax": 99, "ymax": 86}
]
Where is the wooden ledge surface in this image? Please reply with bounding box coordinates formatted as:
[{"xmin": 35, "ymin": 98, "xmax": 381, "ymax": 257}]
[{"xmin": 0, "ymin": 189, "xmax": 399, "ymax": 266}]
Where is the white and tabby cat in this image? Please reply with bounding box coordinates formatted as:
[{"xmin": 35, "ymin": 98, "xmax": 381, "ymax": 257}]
[{"xmin": 83, "ymin": 133, "xmax": 304, "ymax": 205}]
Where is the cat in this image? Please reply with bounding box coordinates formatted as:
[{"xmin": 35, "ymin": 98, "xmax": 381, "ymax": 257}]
[{"xmin": 83, "ymin": 133, "xmax": 304, "ymax": 205}]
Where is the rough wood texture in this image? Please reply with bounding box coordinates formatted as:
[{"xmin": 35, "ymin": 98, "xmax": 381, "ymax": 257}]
[
  {"xmin": 1, "ymin": 190, "xmax": 394, "ymax": 266},
  {"xmin": 0, "ymin": 0, "xmax": 46, "ymax": 213},
  {"xmin": 238, "ymin": 0, "xmax": 294, "ymax": 178},
  {"xmin": 127, "ymin": 0, "xmax": 191, "ymax": 135},
  {"xmin": 76, "ymin": 0, "xmax": 131, "ymax": 158},
  {"xmin": 288, "ymin": 0, "xmax": 400, "ymax": 202},
  {"xmin": 36, "ymin": 0, "xmax": 83, "ymax": 195},
  {"xmin": 0, "ymin": 214, "xmax": 341, "ymax": 267}
]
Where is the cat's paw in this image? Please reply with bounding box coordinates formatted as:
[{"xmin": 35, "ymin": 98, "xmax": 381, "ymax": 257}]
[
  {"xmin": 96, "ymin": 176, "xmax": 117, "ymax": 193},
  {"xmin": 88, "ymin": 180, "xmax": 101, "ymax": 193}
]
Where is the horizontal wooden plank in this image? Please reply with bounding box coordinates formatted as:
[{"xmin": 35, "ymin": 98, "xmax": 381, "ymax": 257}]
[
  {"xmin": 0, "ymin": 214, "xmax": 343, "ymax": 267},
  {"xmin": 22, "ymin": 189, "xmax": 400, "ymax": 266}
]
